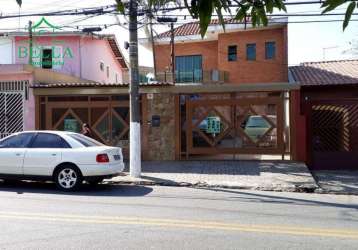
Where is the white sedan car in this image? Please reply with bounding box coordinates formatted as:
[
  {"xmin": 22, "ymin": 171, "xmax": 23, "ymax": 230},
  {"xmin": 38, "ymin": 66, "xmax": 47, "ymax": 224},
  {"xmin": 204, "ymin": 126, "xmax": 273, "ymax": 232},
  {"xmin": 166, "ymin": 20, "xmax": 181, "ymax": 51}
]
[{"xmin": 0, "ymin": 131, "xmax": 125, "ymax": 191}]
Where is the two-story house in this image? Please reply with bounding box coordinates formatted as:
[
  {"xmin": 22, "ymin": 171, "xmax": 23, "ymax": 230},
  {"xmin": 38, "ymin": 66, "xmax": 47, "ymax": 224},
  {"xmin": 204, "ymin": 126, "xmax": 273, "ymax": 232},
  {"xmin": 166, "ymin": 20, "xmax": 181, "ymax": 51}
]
[
  {"xmin": 137, "ymin": 18, "xmax": 298, "ymax": 161},
  {"xmin": 153, "ymin": 18, "xmax": 288, "ymax": 84},
  {"xmin": 0, "ymin": 18, "xmax": 128, "ymax": 141}
]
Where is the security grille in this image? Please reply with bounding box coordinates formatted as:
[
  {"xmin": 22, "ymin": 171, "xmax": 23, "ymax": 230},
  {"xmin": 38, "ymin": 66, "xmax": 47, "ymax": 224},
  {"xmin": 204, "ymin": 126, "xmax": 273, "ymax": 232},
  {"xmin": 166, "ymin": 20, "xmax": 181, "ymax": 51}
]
[
  {"xmin": 309, "ymin": 100, "xmax": 358, "ymax": 170},
  {"xmin": 0, "ymin": 81, "xmax": 27, "ymax": 139}
]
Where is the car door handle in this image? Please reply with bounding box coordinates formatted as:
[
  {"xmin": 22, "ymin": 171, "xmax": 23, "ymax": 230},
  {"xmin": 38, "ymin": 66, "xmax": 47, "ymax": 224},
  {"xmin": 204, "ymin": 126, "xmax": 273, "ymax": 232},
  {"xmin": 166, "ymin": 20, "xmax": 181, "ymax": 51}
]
[
  {"xmin": 16, "ymin": 153, "xmax": 21, "ymax": 156},
  {"xmin": 51, "ymin": 154, "xmax": 57, "ymax": 156}
]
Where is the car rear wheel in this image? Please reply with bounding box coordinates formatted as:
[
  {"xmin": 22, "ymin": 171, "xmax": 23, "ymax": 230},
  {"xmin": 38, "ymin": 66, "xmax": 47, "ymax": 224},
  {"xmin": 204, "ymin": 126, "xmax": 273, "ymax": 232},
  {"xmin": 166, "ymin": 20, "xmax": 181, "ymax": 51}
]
[{"xmin": 54, "ymin": 165, "xmax": 82, "ymax": 191}]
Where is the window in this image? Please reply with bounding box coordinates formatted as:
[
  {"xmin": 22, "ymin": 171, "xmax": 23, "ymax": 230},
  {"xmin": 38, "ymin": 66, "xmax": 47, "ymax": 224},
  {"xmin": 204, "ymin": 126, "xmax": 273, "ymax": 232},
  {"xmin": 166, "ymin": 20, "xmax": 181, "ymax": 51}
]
[
  {"xmin": 106, "ymin": 66, "xmax": 110, "ymax": 78},
  {"xmin": 228, "ymin": 45, "xmax": 237, "ymax": 61},
  {"xmin": 42, "ymin": 49, "xmax": 52, "ymax": 69},
  {"xmin": 0, "ymin": 133, "xmax": 34, "ymax": 148},
  {"xmin": 31, "ymin": 133, "xmax": 70, "ymax": 148},
  {"xmin": 115, "ymin": 73, "xmax": 118, "ymax": 83},
  {"xmin": 100, "ymin": 62, "xmax": 104, "ymax": 71},
  {"xmin": 246, "ymin": 44, "xmax": 256, "ymax": 61},
  {"xmin": 68, "ymin": 134, "xmax": 104, "ymax": 147},
  {"xmin": 175, "ymin": 55, "xmax": 202, "ymax": 83},
  {"xmin": 265, "ymin": 41, "xmax": 276, "ymax": 59}
]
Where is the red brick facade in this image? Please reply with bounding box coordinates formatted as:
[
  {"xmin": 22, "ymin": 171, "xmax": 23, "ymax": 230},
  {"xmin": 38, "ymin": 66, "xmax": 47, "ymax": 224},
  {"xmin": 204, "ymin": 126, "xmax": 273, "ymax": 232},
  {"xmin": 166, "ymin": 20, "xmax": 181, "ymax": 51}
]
[{"xmin": 154, "ymin": 26, "xmax": 288, "ymax": 84}]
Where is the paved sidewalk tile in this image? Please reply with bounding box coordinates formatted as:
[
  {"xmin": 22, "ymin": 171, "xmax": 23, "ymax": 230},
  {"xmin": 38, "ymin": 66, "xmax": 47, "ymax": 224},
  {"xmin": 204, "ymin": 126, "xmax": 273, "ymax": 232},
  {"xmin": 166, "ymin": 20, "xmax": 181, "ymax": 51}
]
[{"xmin": 108, "ymin": 161, "xmax": 318, "ymax": 192}]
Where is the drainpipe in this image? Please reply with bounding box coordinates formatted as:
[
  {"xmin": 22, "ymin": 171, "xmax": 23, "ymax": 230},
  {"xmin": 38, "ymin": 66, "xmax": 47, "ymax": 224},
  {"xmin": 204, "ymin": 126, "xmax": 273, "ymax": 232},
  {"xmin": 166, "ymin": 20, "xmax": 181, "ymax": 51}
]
[{"xmin": 28, "ymin": 21, "xmax": 33, "ymax": 65}]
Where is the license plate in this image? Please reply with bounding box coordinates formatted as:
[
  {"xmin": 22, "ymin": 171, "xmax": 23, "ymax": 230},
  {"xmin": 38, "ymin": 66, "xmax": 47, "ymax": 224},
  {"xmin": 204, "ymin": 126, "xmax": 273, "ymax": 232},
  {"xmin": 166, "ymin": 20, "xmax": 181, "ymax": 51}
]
[{"xmin": 113, "ymin": 154, "xmax": 121, "ymax": 161}]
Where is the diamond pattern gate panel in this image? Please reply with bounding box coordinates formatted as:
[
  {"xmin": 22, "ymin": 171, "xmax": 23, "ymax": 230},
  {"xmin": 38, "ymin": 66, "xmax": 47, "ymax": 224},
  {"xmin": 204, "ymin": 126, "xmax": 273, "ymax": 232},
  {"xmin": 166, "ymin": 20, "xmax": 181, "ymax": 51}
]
[
  {"xmin": 309, "ymin": 100, "xmax": 358, "ymax": 170},
  {"xmin": 185, "ymin": 95, "xmax": 285, "ymax": 156},
  {"xmin": 0, "ymin": 81, "xmax": 27, "ymax": 139},
  {"xmin": 46, "ymin": 96, "xmax": 130, "ymax": 149}
]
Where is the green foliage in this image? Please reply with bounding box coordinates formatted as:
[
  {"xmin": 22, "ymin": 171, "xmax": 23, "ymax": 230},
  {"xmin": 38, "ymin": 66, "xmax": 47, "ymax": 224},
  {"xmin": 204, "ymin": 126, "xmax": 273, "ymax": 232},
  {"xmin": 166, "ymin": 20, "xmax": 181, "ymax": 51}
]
[
  {"xmin": 93, "ymin": 0, "xmax": 358, "ymax": 37},
  {"xmin": 321, "ymin": 0, "xmax": 357, "ymax": 30},
  {"xmin": 184, "ymin": 0, "xmax": 287, "ymax": 37}
]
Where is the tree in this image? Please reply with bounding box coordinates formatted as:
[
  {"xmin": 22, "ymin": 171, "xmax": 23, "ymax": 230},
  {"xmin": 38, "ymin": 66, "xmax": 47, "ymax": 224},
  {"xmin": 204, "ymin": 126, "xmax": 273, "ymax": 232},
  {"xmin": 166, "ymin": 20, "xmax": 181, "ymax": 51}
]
[
  {"xmin": 116, "ymin": 0, "xmax": 358, "ymax": 35},
  {"xmin": 321, "ymin": 0, "xmax": 357, "ymax": 30}
]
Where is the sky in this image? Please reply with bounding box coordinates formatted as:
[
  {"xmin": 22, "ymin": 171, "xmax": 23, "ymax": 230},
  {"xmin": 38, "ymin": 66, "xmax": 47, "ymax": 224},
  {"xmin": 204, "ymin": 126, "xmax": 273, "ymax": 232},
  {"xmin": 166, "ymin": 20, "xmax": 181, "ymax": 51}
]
[{"xmin": 0, "ymin": 0, "xmax": 357, "ymax": 67}]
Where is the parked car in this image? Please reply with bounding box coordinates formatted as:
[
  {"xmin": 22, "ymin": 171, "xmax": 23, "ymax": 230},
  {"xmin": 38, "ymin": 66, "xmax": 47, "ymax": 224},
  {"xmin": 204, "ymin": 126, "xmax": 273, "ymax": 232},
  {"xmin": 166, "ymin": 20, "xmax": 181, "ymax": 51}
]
[
  {"xmin": 244, "ymin": 115, "xmax": 277, "ymax": 145},
  {"xmin": 0, "ymin": 131, "xmax": 125, "ymax": 191}
]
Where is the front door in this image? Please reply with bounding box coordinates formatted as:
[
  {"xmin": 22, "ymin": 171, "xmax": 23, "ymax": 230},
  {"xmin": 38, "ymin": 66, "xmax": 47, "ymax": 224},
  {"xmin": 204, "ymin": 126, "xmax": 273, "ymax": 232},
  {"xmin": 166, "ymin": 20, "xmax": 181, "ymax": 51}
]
[
  {"xmin": 0, "ymin": 133, "xmax": 34, "ymax": 175},
  {"xmin": 23, "ymin": 133, "xmax": 65, "ymax": 176}
]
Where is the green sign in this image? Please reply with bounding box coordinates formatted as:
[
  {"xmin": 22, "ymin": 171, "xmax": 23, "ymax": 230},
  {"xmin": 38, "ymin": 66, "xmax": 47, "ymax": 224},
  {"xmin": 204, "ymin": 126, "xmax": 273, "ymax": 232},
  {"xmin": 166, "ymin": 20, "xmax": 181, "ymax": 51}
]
[
  {"xmin": 17, "ymin": 17, "xmax": 74, "ymax": 67},
  {"xmin": 64, "ymin": 119, "xmax": 79, "ymax": 132},
  {"xmin": 206, "ymin": 116, "xmax": 221, "ymax": 134}
]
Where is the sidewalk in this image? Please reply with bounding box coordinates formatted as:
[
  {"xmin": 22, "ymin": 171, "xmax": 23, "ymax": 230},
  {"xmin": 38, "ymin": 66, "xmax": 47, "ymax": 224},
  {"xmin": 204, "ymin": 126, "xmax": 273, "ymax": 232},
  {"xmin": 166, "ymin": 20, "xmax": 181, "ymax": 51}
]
[
  {"xmin": 312, "ymin": 171, "xmax": 358, "ymax": 195},
  {"xmin": 107, "ymin": 161, "xmax": 318, "ymax": 193}
]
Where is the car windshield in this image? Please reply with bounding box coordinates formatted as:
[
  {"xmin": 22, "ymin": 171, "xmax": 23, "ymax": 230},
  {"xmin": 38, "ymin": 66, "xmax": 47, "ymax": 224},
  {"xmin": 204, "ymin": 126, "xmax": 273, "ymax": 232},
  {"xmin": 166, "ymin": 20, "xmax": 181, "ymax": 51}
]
[{"xmin": 68, "ymin": 134, "xmax": 104, "ymax": 147}]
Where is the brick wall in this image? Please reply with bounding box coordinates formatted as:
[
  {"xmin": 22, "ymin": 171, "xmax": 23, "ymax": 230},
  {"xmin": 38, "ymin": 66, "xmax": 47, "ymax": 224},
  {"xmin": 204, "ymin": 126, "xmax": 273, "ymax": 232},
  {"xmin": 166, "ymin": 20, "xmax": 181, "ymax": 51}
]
[
  {"xmin": 154, "ymin": 26, "xmax": 288, "ymax": 84},
  {"xmin": 218, "ymin": 27, "xmax": 288, "ymax": 83},
  {"xmin": 154, "ymin": 40, "xmax": 218, "ymax": 73}
]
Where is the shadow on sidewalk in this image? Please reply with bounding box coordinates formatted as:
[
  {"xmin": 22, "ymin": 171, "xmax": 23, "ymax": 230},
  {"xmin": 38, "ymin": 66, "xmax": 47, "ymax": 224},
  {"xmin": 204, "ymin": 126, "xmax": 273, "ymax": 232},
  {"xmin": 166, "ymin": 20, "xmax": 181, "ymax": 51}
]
[
  {"xmin": 0, "ymin": 180, "xmax": 153, "ymax": 197},
  {"xmin": 313, "ymin": 171, "xmax": 358, "ymax": 194}
]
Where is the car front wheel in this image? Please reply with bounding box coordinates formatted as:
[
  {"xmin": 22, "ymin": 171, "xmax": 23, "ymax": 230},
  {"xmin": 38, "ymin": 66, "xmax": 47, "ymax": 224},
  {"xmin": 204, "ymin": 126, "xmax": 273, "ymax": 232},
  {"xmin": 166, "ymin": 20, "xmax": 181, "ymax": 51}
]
[{"xmin": 54, "ymin": 165, "xmax": 82, "ymax": 191}]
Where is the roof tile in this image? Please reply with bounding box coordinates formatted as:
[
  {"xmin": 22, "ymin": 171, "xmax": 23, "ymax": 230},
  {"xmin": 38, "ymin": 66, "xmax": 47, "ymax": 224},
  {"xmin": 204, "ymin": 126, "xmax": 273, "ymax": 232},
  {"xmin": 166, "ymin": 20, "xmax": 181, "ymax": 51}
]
[
  {"xmin": 290, "ymin": 60, "xmax": 358, "ymax": 86},
  {"xmin": 157, "ymin": 18, "xmax": 252, "ymax": 39}
]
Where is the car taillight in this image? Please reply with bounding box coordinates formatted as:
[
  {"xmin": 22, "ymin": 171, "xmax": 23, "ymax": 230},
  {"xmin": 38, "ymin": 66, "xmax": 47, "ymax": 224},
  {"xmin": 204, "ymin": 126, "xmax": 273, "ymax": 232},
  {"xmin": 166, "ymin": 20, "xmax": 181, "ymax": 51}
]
[{"xmin": 96, "ymin": 154, "xmax": 109, "ymax": 163}]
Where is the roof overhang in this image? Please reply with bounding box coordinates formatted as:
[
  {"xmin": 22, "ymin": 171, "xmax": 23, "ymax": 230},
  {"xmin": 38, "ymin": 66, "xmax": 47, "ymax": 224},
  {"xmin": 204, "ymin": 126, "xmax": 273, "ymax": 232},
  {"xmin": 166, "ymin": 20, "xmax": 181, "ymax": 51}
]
[{"xmin": 32, "ymin": 82, "xmax": 299, "ymax": 96}]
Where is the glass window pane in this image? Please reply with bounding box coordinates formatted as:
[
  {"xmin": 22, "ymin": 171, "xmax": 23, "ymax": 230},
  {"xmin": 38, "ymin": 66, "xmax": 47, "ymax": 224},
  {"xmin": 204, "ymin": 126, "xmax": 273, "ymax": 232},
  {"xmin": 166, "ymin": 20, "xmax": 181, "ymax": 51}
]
[
  {"xmin": 175, "ymin": 55, "xmax": 202, "ymax": 83},
  {"xmin": 246, "ymin": 44, "xmax": 256, "ymax": 61},
  {"xmin": 228, "ymin": 45, "xmax": 237, "ymax": 61},
  {"xmin": 265, "ymin": 42, "xmax": 276, "ymax": 59},
  {"xmin": 0, "ymin": 133, "xmax": 34, "ymax": 148},
  {"xmin": 31, "ymin": 133, "xmax": 69, "ymax": 148},
  {"xmin": 68, "ymin": 134, "xmax": 103, "ymax": 147}
]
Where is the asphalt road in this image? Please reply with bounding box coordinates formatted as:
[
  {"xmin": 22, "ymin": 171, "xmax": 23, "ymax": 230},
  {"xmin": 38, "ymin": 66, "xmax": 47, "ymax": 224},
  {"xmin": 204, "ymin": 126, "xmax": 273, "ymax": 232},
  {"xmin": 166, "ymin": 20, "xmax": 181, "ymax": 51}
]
[{"xmin": 0, "ymin": 181, "xmax": 357, "ymax": 250}]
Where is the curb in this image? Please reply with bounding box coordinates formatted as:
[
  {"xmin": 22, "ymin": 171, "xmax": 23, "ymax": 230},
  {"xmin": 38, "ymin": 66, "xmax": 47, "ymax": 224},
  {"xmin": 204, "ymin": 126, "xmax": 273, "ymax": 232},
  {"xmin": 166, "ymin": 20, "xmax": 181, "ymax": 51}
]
[{"xmin": 104, "ymin": 179, "xmax": 319, "ymax": 194}]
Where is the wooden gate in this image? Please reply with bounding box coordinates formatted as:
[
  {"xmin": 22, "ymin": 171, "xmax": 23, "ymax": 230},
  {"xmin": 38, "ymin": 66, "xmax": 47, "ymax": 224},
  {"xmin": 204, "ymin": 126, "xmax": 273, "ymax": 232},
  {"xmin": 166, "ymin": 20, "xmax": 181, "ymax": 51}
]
[
  {"xmin": 41, "ymin": 96, "xmax": 129, "ymax": 148},
  {"xmin": 184, "ymin": 94, "xmax": 286, "ymax": 157},
  {"xmin": 307, "ymin": 100, "xmax": 358, "ymax": 170}
]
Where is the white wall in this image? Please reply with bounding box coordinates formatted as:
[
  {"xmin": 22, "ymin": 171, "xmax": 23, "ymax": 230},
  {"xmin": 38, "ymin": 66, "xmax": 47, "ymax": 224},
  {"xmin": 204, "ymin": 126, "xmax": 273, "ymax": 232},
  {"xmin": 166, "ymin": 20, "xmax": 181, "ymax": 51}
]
[{"xmin": 0, "ymin": 38, "xmax": 14, "ymax": 64}]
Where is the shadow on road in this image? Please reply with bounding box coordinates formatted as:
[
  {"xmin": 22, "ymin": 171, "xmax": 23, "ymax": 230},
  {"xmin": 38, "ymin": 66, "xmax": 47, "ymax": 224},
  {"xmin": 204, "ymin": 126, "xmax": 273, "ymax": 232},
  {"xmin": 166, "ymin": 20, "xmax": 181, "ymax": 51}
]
[
  {"xmin": 0, "ymin": 180, "xmax": 153, "ymax": 197},
  {"xmin": 193, "ymin": 187, "xmax": 358, "ymax": 210}
]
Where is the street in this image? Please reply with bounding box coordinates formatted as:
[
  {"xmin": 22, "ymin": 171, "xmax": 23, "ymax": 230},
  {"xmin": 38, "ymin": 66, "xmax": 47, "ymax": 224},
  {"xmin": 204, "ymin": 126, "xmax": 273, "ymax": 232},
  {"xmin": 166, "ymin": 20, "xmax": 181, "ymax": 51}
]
[{"xmin": 0, "ymin": 182, "xmax": 357, "ymax": 249}]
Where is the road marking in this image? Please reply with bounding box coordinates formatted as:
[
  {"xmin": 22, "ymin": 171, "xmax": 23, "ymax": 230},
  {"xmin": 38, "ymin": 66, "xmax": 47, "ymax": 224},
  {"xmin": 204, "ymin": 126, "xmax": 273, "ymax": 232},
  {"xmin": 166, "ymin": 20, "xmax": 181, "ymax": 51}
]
[{"xmin": 0, "ymin": 211, "xmax": 357, "ymax": 239}]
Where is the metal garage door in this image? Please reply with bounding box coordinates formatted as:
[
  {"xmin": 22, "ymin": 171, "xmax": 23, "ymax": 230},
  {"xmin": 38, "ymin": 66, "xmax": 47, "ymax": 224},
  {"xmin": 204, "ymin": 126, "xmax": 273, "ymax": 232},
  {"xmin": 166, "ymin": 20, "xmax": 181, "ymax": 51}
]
[
  {"xmin": 308, "ymin": 100, "xmax": 358, "ymax": 170},
  {"xmin": 0, "ymin": 81, "xmax": 27, "ymax": 138}
]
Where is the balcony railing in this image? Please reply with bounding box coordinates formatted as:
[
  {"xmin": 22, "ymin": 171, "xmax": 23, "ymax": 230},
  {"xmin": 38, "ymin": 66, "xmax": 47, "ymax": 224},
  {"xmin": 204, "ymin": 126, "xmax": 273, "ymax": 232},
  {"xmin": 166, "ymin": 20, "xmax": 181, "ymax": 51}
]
[
  {"xmin": 122, "ymin": 70, "xmax": 229, "ymax": 84},
  {"xmin": 155, "ymin": 70, "xmax": 229, "ymax": 84}
]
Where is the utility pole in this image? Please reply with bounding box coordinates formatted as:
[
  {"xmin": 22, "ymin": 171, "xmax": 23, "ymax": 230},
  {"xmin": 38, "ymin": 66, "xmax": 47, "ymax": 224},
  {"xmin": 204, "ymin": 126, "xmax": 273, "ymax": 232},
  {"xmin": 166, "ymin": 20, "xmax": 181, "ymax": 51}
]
[
  {"xmin": 128, "ymin": 0, "xmax": 141, "ymax": 178},
  {"xmin": 28, "ymin": 20, "xmax": 33, "ymax": 65},
  {"xmin": 156, "ymin": 17, "xmax": 177, "ymax": 83},
  {"xmin": 170, "ymin": 22, "xmax": 175, "ymax": 83},
  {"xmin": 149, "ymin": 20, "xmax": 157, "ymax": 79}
]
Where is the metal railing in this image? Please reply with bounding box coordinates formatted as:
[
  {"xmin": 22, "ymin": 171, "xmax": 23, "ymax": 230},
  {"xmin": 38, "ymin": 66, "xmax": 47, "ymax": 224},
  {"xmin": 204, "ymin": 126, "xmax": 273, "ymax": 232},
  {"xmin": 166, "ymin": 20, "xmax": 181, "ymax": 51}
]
[{"xmin": 123, "ymin": 70, "xmax": 229, "ymax": 84}]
